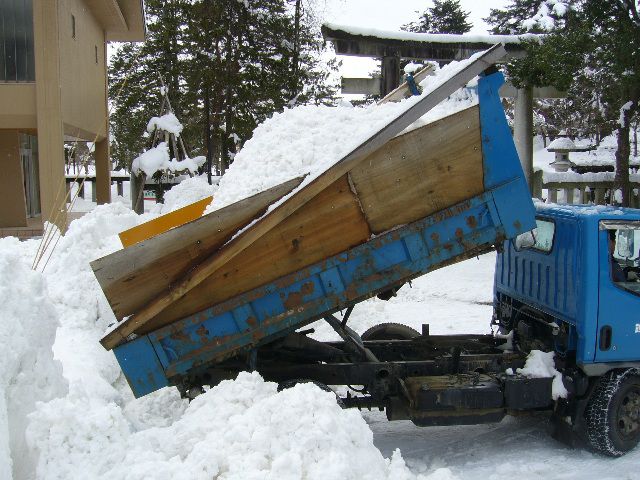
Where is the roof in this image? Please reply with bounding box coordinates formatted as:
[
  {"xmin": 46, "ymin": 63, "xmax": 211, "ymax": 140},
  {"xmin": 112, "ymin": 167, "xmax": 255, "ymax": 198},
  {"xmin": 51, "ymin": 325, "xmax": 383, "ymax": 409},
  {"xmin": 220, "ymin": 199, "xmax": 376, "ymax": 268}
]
[
  {"xmin": 322, "ymin": 23, "xmax": 540, "ymax": 61},
  {"xmin": 84, "ymin": 0, "xmax": 145, "ymax": 42}
]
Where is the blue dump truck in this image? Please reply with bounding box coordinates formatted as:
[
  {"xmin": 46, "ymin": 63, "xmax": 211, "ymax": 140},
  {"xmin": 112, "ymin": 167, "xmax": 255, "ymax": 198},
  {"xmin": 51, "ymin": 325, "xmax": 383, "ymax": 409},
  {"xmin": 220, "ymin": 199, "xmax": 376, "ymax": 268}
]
[{"xmin": 92, "ymin": 46, "xmax": 640, "ymax": 457}]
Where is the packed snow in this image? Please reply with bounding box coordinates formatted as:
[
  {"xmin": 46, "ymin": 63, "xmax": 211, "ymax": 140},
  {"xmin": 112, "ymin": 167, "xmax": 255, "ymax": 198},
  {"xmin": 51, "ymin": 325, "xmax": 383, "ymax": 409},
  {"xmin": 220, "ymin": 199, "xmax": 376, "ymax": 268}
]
[{"xmin": 206, "ymin": 57, "xmax": 480, "ymax": 213}]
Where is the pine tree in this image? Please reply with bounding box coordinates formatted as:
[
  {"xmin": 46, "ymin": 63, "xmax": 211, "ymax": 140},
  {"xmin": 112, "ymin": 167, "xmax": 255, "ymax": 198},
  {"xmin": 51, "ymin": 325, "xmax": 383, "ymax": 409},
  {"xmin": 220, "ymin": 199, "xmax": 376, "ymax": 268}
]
[
  {"xmin": 109, "ymin": 0, "xmax": 192, "ymax": 172},
  {"xmin": 486, "ymin": 0, "xmax": 566, "ymax": 34},
  {"xmin": 110, "ymin": 0, "xmax": 337, "ymax": 176},
  {"xmin": 403, "ymin": 0, "xmax": 473, "ymax": 34},
  {"xmin": 486, "ymin": 0, "xmax": 640, "ymax": 206}
]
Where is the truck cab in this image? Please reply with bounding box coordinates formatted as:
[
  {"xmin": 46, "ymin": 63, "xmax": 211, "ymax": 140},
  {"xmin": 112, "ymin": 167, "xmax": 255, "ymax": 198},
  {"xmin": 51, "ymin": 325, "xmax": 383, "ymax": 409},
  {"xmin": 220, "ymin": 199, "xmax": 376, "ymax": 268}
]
[{"xmin": 494, "ymin": 203, "xmax": 640, "ymax": 455}]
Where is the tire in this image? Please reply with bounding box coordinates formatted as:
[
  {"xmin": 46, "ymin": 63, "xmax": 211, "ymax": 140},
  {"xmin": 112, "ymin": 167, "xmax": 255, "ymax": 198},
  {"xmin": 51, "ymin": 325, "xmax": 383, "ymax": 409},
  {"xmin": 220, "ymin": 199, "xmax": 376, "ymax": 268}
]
[
  {"xmin": 277, "ymin": 379, "xmax": 345, "ymax": 408},
  {"xmin": 361, "ymin": 323, "xmax": 420, "ymax": 341},
  {"xmin": 584, "ymin": 369, "xmax": 640, "ymax": 457}
]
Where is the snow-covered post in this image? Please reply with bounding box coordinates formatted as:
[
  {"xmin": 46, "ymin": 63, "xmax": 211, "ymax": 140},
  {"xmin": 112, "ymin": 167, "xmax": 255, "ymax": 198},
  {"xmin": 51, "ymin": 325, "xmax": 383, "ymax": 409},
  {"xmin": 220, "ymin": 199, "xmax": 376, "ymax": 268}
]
[{"xmin": 514, "ymin": 85, "xmax": 534, "ymax": 193}]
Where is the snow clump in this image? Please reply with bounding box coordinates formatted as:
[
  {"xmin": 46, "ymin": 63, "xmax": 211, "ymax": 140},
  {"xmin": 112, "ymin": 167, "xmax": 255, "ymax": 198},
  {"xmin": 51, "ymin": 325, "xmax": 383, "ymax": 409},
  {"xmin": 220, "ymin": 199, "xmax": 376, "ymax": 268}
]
[
  {"xmin": 516, "ymin": 350, "xmax": 568, "ymax": 400},
  {"xmin": 132, "ymin": 142, "xmax": 207, "ymax": 177},
  {"xmin": 147, "ymin": 112, "xmax": 184, "ymax": 137}
]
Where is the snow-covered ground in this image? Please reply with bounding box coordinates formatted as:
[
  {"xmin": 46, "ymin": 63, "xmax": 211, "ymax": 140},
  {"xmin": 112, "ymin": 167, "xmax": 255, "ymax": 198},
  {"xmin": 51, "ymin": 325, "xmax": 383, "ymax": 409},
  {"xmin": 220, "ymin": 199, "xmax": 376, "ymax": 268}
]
[{"xmin": 3, "ymin": 200, "xmax": 639, "ymax": 479}]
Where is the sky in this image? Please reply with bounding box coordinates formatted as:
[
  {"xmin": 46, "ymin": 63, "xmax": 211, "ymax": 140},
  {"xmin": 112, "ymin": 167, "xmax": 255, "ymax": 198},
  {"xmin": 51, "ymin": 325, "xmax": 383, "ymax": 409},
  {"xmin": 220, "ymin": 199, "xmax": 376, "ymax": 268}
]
[{"xmin": 317, "ymin": 0, "xmax": 509, "ymax": 77}]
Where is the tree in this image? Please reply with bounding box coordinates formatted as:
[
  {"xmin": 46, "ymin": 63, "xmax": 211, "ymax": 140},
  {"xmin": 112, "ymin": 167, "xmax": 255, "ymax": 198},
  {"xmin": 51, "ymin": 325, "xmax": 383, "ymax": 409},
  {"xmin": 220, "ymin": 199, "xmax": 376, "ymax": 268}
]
[
  {"xmin": 109, "ymin": 0, "xmax": 338, "ymax": 177},
  {"xmin": 487, "ymin": 0, "xmax": 640, "ymax": 206},
  {"xmin": 403, "ymin": 0, "xmax": 473, "ymax": 34},
  {"xmin": 109, "ymin": 0, "xmax": 193, "ymax": 172},
  {"xmin": 486, "ymin": 0, "xmax": 568, "ymax": 34}
]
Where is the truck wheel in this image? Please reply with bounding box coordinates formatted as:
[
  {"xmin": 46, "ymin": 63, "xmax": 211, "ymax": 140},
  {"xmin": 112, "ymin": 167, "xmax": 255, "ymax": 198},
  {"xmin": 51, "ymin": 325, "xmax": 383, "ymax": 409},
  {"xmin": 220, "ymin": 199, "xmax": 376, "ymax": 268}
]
[
  {"xmin": 277, "ymin": 379, "xmax": 345, "ymax": 408},
  {"xmin": 361, "ymin": 323, "xmax": 420, "ymax": 341},
  {"xmin": 584, "ymin": 369, "xmax": 640, "ymax": 457}
]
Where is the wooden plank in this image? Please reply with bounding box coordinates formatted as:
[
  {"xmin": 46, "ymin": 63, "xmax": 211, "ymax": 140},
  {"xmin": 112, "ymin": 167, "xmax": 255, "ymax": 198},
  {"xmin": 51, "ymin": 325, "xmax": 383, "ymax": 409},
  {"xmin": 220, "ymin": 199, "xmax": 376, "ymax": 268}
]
[
  {"xmin": 349, "ymin": 106, "xmax": 483, "ymax": 233},
  {"xmin": 101, "ymin": 44, "xmax": 507, "ymax": 350},
  {"xmin": 94, "ymin": 177, "xmax": 303, "ymax": 326},
  {"xmin": 119, "ymin": 196, "xmax": 213, "ymax": 248},
  {"xmin": 378, "ymin": 64, "xmax": 435, "ymax": 104},
  {"xmin": 140, "ymin": 174, "xmax": 371, "ymax": 333}
]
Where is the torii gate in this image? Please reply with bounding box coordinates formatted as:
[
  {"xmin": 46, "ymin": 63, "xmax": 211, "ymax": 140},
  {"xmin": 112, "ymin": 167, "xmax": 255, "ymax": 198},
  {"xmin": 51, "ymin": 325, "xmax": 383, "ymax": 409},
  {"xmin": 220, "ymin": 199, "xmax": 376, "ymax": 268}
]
[{"xmin": 321, "ymin": 23, "xmax": 564, "ymax": 193}]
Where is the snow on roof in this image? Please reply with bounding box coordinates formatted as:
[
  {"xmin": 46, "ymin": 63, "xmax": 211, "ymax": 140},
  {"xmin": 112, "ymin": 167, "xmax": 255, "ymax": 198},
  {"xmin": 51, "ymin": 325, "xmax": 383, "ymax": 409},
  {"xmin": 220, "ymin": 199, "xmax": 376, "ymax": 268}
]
[
  {"xmin": 546, "ymin": 137, "xmax": 576, "ymax": 150},
  {"xmin": 323, "ymin": 22, "xmax": 542, "ymax": 45}
]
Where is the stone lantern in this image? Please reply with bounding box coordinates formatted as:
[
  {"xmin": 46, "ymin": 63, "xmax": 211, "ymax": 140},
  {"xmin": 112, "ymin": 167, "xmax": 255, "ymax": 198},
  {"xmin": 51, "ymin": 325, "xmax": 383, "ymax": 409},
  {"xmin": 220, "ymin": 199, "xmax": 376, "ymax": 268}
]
[{"xmin": 547, "ymin": 136, "xmax": 577, "ymax": 172}]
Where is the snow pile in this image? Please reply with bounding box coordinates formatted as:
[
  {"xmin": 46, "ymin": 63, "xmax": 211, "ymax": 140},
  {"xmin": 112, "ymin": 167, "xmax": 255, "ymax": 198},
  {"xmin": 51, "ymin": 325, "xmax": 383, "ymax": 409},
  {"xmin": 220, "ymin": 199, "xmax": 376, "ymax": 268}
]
[
  {"xmin": 207, "ymin": 57, "xmax": 480, "ymax": 212},
  {"xmin": 404, "ymin": 62, "xmax": 423, "ymax": 74},
  {"xmin": 155, "ymin": 175, "xmax": 220, "ymax": 215},
  {"xmin": 27, "ymin": 370, "xmax": 435, "ymax": 480},
  {"xmin": 0, "ymin": 203, "xmax": 445, "ymax": 480},
  {"xmin": 132, "ymin": 143, "xmax": 207, "ymax": 177},
  {"xmin": 0, "ymin": 239, "xmax": 66, "ymax": 480},
  {"xmin": 147, "ymin": 112, "xmax": 184, "ymax": 137},
  {"xmin": 515, "ymin": 350, "xmax": 568, "ymax": 400}
]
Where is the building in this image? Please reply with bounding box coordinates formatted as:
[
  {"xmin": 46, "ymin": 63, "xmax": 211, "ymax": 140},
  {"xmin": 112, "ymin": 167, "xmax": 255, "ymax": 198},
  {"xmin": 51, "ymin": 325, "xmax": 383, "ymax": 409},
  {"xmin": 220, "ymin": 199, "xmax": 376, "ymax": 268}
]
[{"xmin": 0, "ymin": 0, "xmax": 144, "ymax": 236}]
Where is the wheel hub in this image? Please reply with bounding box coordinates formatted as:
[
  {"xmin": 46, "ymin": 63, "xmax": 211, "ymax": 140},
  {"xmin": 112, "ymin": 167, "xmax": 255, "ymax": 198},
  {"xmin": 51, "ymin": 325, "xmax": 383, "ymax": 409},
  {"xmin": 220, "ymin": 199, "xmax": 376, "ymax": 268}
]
[{"xmin": 618, "ymin": 388, "xmax": 640, "ymax": 438}]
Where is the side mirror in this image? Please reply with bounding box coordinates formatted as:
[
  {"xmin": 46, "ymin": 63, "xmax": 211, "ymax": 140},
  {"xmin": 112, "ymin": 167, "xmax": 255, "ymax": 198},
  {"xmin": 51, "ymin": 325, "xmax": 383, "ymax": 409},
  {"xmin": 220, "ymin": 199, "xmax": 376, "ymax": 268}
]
[
  {"xmin": 514, "ymin": 230, "xmax": 536, "ymax": 250},
  {"xmin": 617, "ymin": 230, "xmax": 634, "ymax": 259}
]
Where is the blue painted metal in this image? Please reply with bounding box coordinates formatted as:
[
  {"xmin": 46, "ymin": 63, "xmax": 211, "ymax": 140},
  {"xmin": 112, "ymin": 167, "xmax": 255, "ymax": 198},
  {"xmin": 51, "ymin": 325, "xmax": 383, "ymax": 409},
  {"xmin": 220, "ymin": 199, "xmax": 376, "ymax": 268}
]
[
  {"xmin": 495, "ymin": 204, "xmax": 640, "ymax": 365},
  {"xmin": 114, "ymin": 72, "xmax": 538, "ymax": 398},
  {"xmin": 478, "ymin": 72, "xmax": 530, "ymax": 193}
]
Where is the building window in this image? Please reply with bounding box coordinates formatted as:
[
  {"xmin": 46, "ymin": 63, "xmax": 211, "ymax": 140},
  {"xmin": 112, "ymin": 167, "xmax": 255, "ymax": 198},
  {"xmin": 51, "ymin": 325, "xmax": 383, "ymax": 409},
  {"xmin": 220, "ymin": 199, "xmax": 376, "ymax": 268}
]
[
  {"xmin": 72, "ymin": 14, "xmax": 76, "ymax": 38},
  {"xmin": 0, "ymin": 0, "xmax": 35, "ymax": 82}
]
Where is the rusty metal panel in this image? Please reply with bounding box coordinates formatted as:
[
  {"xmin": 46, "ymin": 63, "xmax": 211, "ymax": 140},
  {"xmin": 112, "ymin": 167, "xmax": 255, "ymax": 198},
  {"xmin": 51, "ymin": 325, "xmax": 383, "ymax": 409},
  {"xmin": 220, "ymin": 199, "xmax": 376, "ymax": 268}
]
[{"xmin": 113, "ymin": 189, "xmax": 529, "ymax": 397}]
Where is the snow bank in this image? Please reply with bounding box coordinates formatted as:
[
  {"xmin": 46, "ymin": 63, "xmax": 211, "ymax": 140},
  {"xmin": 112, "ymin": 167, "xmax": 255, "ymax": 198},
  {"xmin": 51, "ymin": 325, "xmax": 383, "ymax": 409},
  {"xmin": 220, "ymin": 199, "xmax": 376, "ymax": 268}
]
[
  {"xmin": 207, "ymin": 58, "xmax": 479, "ymax": 213},
  {"xmin": 0, "ymin": 238, "xmax": 66, "ymax": 480},
  {"xmin": 0, "ymin": 197, "xmax": 439, "ymax": 480},
  {"xmin": 516, "ymin": 350, "xmax": 568, "ymax": 400}
]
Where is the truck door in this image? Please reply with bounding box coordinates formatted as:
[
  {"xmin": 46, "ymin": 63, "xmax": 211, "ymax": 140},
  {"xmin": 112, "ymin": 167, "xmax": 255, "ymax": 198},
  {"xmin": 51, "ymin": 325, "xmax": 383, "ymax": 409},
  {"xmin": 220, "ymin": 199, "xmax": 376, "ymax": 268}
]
[{"xmin": 596, "ymin": 221, "xmax": 640, "ymax": 362}]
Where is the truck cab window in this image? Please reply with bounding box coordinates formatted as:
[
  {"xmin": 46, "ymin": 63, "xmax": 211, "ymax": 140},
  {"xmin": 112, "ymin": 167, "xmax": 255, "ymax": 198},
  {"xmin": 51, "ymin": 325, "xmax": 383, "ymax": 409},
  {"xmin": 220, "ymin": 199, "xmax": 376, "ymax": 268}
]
[
  {"xmin": 608, "ymin": 227, "xmax": 640, "ymax": 295},
  {"xmin": 514, "ymin": 218, "xmax": 555, "ymax": 252}
]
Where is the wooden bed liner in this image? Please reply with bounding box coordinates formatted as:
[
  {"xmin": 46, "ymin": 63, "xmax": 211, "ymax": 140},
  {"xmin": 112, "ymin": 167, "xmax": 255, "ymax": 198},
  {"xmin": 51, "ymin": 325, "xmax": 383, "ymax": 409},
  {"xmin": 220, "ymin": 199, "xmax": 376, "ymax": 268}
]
[{"xmin": 96, "ymin": 44, "xmax": 506, "ymax": 350}]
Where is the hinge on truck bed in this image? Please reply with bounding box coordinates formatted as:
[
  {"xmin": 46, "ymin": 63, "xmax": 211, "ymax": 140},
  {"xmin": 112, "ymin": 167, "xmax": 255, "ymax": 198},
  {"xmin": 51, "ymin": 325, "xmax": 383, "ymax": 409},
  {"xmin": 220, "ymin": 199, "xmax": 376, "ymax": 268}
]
[{"xmin": 324, "ymin": 313, "xmax": 379, "ymax": 362}]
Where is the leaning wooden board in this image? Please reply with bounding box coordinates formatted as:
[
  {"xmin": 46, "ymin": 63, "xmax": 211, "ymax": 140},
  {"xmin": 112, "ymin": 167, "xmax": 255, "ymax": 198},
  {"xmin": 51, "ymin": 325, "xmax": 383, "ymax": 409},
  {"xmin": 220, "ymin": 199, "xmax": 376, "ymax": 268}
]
[
  {"xmin": 98, "ymin": 44, "xmax": 506, "ymax": 349},
  {"xmin": 142, "ymin": 106, "xmax": 484, "ymax": 333},
  {"xmin": 91, "ymin": 177, "xmax": 303, "ymax": 322}
]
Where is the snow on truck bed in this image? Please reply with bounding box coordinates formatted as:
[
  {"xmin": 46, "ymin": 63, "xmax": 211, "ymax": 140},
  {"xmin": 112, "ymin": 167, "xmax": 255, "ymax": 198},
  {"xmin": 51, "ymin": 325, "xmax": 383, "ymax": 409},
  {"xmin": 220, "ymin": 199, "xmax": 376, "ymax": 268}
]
[{"xmin": 206, "ymin": 59, "xmax": 478, "ymax": 213}]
